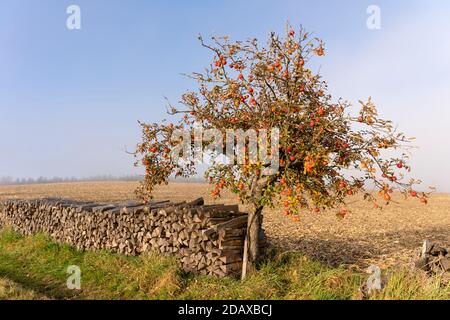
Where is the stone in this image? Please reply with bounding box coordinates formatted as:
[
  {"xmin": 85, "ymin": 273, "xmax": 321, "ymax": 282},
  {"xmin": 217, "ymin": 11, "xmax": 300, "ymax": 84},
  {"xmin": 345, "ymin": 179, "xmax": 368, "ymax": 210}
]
[
  {"xmin": 440, "ymin": 258, "xmax": 450, "ymax": 272},
  {"xmin": 422, "ymin": 240, "xmax": 433, "ymax": 257}
]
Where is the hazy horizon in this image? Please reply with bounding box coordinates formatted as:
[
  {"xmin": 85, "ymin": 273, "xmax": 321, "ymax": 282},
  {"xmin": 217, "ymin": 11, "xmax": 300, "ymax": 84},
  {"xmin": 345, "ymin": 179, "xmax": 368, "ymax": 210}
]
[{"xmin": 1, "ymin": 0, "xmax": 450, "ymax": 192}]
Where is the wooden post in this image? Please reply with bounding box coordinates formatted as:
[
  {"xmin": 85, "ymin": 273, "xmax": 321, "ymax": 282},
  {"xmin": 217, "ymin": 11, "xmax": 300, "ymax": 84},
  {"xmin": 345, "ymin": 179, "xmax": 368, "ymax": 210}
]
[{"xmin": 241, "ymin": 230, "xmax": 249, "ymax": 280}]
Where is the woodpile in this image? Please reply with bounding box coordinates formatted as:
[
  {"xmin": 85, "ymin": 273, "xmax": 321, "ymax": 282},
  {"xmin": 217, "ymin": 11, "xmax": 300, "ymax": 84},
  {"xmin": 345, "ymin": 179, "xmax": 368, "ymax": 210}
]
[
  {"xmin": 415, "ymin": 240, "xmax": 450, "ymax": 278},
  {"xmin": 0, "ymin": 197, "xmax": 265, "ymax": 277}
]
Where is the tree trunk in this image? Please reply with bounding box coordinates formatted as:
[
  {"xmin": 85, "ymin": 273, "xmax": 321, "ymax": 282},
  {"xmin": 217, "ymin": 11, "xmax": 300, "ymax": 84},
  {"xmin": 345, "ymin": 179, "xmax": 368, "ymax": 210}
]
[{"xmin": 241, "ymin": 205, "xmax": 263, "ymax": 280}]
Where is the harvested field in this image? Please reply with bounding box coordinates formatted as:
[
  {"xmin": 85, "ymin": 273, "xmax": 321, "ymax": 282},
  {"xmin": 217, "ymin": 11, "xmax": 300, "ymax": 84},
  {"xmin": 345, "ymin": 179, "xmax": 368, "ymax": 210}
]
[{"xmin": 1, "ymin": 181, "xmax": 449, "ymax": 270}]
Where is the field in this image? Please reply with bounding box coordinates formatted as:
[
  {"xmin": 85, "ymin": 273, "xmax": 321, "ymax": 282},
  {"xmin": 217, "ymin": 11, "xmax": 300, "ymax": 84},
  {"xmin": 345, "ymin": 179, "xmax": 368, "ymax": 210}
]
[
  {"xmin": 2, "ymin": 181, "xmax": 450, "ymax": 269},
  {"xmin": 0, "ymin": 181, "xmax": 450, "ymax": 300}
]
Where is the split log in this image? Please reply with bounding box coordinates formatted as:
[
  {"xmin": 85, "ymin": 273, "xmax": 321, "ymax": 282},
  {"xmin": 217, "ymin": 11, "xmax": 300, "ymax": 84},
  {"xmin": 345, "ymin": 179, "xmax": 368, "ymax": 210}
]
[{"xmin": 203, "ymin": 215, "xmax": 248, "ymax": 239}]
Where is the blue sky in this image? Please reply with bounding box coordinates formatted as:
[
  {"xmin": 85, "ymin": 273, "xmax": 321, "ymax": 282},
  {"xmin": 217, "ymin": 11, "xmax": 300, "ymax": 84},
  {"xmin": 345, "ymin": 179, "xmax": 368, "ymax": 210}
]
[{"xmin": 1, "ymin": 1, "xmax": 450, "ymax": 190}]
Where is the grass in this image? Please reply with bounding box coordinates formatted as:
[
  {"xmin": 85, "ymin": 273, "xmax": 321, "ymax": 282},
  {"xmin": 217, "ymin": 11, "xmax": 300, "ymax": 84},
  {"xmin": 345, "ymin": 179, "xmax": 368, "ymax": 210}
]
[
  {"xmin": 0, "ymin": 277, "xmax": 48, "ymax": 300},
  {"xmin": 0, "ymin": 228, "xmax": 449, "ymax": 300},
  {"xmin": 369, "ymin": 269, "xmax": 450, "ymax": 300}
]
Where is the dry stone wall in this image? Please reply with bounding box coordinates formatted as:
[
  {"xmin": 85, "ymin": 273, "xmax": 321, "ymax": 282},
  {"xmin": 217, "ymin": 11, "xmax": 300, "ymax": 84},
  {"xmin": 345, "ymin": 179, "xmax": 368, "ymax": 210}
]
[{"xmin": 0, "ymin": 197, "xmax": 261, "ymax": 277}]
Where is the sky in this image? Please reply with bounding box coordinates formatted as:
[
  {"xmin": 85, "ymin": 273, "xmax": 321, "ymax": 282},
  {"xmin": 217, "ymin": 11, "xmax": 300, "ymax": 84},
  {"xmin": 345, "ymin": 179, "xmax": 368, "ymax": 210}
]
[{"xmin": 0, "ymin": 0, "xmax": 449, "ymax": 190}]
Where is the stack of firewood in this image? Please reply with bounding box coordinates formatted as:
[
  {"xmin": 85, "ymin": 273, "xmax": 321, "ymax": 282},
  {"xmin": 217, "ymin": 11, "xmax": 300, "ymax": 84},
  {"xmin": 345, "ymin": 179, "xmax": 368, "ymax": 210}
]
[{"xmin": 0, "ymin": 197, "xmax": 263, "ymax": 277}]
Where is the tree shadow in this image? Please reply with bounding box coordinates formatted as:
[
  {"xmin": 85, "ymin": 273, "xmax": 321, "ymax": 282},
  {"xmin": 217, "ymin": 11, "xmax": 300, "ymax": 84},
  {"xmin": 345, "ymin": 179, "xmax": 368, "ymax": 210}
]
[
  {"xmin": 0, "ymin": 268, "xmax": 81, "ymax": 300},
  {"xmin": 268, "ymin": 226, "xmax": 450, "ymax": 268}
]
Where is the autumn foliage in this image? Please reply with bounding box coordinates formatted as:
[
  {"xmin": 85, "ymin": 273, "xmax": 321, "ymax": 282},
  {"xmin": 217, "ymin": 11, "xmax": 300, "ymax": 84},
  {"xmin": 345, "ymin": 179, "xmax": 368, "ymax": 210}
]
[{"xmin": 135, "ymin": 25, "xmax": 428, "ymax": 221}]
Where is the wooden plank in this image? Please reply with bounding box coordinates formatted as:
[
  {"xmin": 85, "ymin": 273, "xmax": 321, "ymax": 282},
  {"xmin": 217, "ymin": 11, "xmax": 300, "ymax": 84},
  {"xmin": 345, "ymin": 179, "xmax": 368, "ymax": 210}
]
[{"xmin": 92, "ymin": 204, "xmax": 117, "ymax": 213}]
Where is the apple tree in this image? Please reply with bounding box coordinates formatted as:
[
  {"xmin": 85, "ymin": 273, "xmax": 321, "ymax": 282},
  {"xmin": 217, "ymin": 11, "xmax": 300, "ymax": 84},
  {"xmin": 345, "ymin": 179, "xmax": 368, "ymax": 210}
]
[{"xmin": 134, "ymin": 25, "xmax": 428, "ymax": 277}]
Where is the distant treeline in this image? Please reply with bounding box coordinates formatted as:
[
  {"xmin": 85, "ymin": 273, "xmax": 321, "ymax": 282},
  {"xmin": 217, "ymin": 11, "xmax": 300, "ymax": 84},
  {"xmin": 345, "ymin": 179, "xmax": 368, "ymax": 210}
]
[
  {"xmin": 0, "ymin": 175, "xmax": 206, "ymax": 186},
  {"xmin": 0, "ymin": 175, "xmax": 142, "ymax": 185}
]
